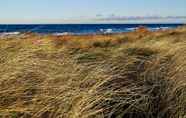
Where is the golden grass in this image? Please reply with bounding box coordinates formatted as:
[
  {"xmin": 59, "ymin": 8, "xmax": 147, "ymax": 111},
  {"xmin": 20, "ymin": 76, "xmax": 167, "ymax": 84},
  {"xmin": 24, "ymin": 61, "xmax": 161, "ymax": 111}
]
[{"xmin": 0, "ymin": 27, "xmax": 186, "ymax": 118}]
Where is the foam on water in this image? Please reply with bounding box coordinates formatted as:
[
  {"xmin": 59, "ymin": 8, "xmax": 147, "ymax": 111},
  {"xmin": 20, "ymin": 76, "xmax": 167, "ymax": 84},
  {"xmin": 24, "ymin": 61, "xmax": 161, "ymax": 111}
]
[
  {"xmin": 0, "ymin": 32, "xmax": 20, "ymax": 35},
  {"xmin": 100, "ymin": 29, "xmax": 114, "ymax": 34},
  {"xmin": 53, "ymin": 32, "xmax": 72, "ymax": 36},
  {"xmin": 125, "ymin": 27, "xmax": 137, "ymax": 31}
]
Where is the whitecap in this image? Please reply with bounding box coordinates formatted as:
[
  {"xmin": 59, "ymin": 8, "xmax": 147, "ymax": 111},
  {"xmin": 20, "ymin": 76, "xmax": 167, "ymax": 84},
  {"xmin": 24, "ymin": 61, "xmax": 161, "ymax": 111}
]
[
  {"xmin": 100, "ymin": 29, "xmax": 113, "ymax": 34},
  {"xmin": 149, "ymin": 27, "xmax": 161, "ymax": 31},
  {"xmin": 53, "ymin": 32, "xmax": 72, "ymax": 36},
  {"xmin": 0, "ymin": 32, "xmax": 20, "ymax": 35},
  {"xmin": 125, "ymin": 27, "xmax": 137, "ymax": 31},
  {"xmin": 160, "ymin": 27, "xmax": 171, "ymax": 30}
]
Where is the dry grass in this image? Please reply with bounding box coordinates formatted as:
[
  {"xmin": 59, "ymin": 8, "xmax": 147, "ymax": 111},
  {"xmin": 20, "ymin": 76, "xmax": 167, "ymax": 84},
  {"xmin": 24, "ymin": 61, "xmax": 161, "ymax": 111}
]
[{"xmin": 0, "ymin": 27, "xmax": 186, "ymax": 118}]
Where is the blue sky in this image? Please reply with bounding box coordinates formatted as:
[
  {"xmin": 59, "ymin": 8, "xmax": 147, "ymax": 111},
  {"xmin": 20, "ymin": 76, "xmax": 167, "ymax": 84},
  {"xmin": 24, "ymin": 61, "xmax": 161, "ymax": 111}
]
[{"xmin": 0, "ymin": 0, "xmax": 186, "ymax": 23}]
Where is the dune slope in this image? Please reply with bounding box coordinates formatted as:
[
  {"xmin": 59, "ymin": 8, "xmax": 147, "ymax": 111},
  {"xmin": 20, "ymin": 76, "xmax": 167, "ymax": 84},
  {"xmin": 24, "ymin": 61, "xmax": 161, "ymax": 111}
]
[{"xmin": 0, "ymin": 27, "xmax": 186, "ymax": 118}]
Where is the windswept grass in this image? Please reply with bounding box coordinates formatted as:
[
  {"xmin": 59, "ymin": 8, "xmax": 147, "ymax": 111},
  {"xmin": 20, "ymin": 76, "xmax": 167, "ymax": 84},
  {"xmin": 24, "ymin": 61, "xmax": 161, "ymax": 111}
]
[{"xmin": 0, "ymin": 27, "xmax": 186, "ymax": 118}]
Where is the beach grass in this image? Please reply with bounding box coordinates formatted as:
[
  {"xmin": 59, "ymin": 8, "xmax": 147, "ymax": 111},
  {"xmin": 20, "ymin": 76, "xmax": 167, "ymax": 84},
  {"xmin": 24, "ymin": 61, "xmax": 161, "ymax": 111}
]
[{"xmin": 0, "ymin": 27, "xmax": 186, "ymax": 118}]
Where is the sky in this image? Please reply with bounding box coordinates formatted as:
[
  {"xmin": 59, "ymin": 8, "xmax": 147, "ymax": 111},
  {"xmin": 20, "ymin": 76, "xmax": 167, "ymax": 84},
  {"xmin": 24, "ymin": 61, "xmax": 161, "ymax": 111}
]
[{"xmin": 0, "ymin": 0, "xmax": 186, "ymax": 24}]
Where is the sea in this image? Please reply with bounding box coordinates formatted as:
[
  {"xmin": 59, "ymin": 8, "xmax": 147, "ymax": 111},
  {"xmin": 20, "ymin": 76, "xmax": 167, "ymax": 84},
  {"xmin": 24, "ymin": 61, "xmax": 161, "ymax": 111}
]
[{"xmin": 0, "ymin": 24, "xmax": 184, "ymax": 35}]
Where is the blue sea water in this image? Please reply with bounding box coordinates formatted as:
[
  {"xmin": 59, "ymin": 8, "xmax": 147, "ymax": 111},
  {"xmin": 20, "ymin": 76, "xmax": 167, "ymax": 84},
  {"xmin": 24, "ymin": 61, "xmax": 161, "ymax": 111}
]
[{"xmin": 0, "ymin": 24, "xmax": 184, "ymax": 35}]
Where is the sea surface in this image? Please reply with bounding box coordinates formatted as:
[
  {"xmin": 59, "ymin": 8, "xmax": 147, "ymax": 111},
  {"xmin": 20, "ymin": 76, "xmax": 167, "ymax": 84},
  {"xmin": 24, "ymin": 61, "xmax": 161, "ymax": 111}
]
[{"xmin": 0, "ymin": 24, "xmax": 184, "ymax": 35}]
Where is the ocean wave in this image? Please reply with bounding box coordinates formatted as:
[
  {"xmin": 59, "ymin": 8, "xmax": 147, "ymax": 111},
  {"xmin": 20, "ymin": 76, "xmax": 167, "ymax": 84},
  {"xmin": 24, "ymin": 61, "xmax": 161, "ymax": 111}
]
[
  {"xmin": 0, "ymin": 32, "xmax": 20, "ymax": 36},
  {"xmin": 160, "ymin": 27, "xmax": 171, "ymax": 30},
  {"xmin": 149, "ymin": 27, "xmax": 172, "ymax": 31},
  {"xmin": 53, "ymin": 32, "xmax": 72, "ymax": 36},
  {"xmin": 125, "ymin": 27, "xmax": 137, "ymax": 31},
  {"xmin": 149, "ymin": 27, "xmax": 161, "ymax": 31},
  {"xmin": 100, "ymin": 29, "xmax": 113, "ymax": 34}
]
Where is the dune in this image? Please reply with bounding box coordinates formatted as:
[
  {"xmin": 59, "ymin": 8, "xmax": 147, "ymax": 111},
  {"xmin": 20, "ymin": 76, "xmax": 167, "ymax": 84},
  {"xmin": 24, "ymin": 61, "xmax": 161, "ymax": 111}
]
[{"xmin": 0, "ymin": 26, "xmax": 186, "ymax": 118}]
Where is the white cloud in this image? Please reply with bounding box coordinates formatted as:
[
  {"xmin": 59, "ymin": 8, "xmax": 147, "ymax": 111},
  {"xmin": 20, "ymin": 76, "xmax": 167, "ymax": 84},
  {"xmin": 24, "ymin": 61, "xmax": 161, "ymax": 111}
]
[{"xmin": 0, "ymin": 16, "xmax": 186, "ymax": 24}]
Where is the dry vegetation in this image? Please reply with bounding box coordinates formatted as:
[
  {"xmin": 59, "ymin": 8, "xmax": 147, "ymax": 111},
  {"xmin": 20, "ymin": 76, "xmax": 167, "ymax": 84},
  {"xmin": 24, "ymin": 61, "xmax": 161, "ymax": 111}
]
[{"xmin": 0, "ymin": 26, "xmax": 186, "ymax": 118}]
